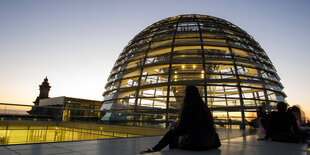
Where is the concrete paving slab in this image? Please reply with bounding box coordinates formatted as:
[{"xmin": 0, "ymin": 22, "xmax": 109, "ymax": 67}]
[{"xmin": 0, "ymin": 147, "xmax": 18, "ymax": 155}]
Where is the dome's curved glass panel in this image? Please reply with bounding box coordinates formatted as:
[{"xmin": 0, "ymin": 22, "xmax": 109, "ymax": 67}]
[{"xmin": 101, "ymin": 14, "xmax": 286, "ymax": 127}]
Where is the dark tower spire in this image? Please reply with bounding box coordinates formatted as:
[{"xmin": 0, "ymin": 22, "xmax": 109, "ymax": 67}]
[{"xmin": 33, "ymin": 76, "xmax": 51, "ymax": 106}]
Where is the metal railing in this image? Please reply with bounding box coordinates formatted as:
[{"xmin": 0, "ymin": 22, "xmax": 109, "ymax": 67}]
[{"xmin": 0, "ymin": 102, "xmax": 260, "ymax": 128}]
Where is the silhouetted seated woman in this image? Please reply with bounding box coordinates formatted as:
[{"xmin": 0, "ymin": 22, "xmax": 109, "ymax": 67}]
[
  {"xmin": 140, "ymin": 86, "xmax": 221, "ymax": 154},
  {"xmin": 264, "ymin": 102, "xmax": 301, "ymax": 143},
  {"xmin": 289, "ymin": 106, "xmax": 310, "ymax": 132},
  {"xmin": 289, "ymin": 106, "xmax": 310, "ymax": 139}
]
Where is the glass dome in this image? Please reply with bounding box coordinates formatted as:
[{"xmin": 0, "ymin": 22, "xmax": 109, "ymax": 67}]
[{"xmin": 101, "ymin": 14, "xmax": 286, "ymax": 127}]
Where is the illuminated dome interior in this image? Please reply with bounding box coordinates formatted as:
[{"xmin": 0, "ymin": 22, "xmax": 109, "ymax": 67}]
[{"xmin": 101, "ymin": 14, "xmax": 286, "ymax": 127}]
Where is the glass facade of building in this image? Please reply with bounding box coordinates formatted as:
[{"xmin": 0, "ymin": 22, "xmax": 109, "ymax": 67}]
[
  {"xmin": 101, "ymin": 14, "xmax": 286, "ymax": 127},
  {"xmin": 0, "ymin": 122, "xmax": 147, "ymax": 145}
]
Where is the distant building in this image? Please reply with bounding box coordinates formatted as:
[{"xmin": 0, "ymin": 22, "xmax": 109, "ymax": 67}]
[
  {"xmin": 29, "ymin": 77, "xmax": 103, "ymax": 122},
  {"xmin": 33, "ymin": 76, "xmax": 51, "ymax": 106},
  {"xmin": 28, "ymin": 77, "xmax": 51, "ymax": 116},
  {"xmin": 39, "ymin": 96, "xmax": 103, "ymax": 122}
]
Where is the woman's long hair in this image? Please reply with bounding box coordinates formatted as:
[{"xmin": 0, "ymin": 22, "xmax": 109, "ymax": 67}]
[{"xmin": 177, "ymin": 85, "xmax": 214, "ymax": 131}]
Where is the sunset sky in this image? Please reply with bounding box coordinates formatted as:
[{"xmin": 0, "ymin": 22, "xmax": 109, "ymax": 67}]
[{"xmin": 0, "ymin": 1, "xmax": 309, "ymax": 117}]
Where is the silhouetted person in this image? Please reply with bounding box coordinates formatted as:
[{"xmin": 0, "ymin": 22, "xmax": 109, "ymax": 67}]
[
  {"xmin": 289, "ymin": 106, "xmax": 310, "ymax": 138},
  {"xmin": 141, "ymin": 86, "xmax": 221, "ymax": 153},
  {"xmin": 265, "ymin": 102, "xmax": 300, "ymax": 143},
  {"xmin": 257, "ymin": 102, "xmax": 267, "ymax": 140},
  {"xmin": 257, "ymin": 102, "xmax": 266, "ymax": 118}
]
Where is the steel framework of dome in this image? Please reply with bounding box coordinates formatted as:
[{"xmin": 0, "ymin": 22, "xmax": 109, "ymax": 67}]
[{"xmin": 101, "ymin": 14, "xmax": 286, "ymax": 127}]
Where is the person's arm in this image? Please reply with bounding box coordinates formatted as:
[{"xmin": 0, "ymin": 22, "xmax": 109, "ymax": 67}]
[
  {"xmin": 291, "ymin": 114, "xmax": 300, "ymax": 133},
  {"xmin": 296, "ymin": 118, "xmax": 307, "ymax": 130}
]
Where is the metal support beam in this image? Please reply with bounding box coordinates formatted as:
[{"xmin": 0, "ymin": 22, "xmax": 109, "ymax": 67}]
[{"xmin": 166, "ymin": 17, "xmax": 181, "ymax": 128}]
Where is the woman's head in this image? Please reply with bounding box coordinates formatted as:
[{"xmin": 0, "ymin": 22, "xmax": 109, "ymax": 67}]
[
  {"xmin": 183, "ymin": 85, "xmax": 203, "ymax": 107},
  {"xmin": 277, "ymin": 102, "xmax": 287, "ymax": 112},
  {"xmin": 185, "ymin": 85, "xmax": 200, "ymax": 95},
  {"xmin": 290, "ymin": 106, "xmax": 301, "ymax": 117}
]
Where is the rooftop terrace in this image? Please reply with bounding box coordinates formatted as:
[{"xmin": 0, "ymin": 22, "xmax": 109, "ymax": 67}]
[{"xmin": 0, "ymin": 127, "xmax": 307, "ymax": 155}]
